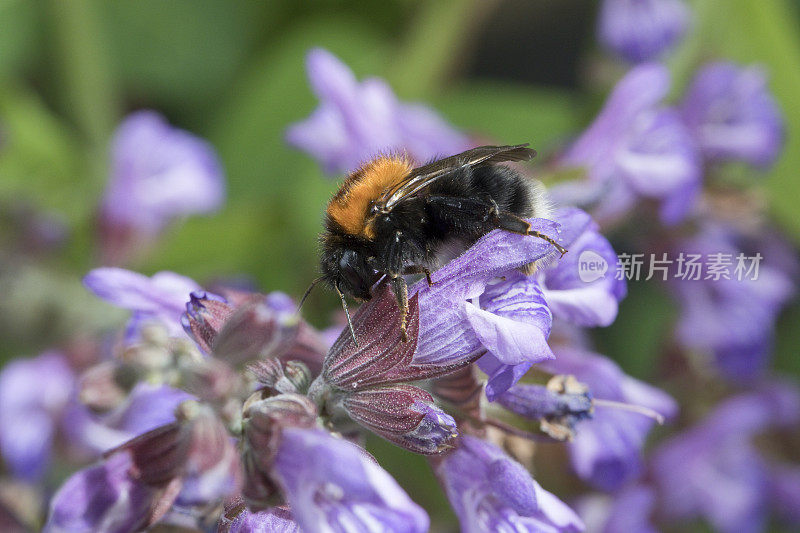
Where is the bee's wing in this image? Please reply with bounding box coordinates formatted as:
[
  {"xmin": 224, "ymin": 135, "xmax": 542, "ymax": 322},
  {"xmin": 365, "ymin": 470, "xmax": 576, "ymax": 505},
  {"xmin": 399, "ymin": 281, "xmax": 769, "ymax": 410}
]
[{"xmin": 377, "ymin": 144, "xmax": 536, "ymax": 210}]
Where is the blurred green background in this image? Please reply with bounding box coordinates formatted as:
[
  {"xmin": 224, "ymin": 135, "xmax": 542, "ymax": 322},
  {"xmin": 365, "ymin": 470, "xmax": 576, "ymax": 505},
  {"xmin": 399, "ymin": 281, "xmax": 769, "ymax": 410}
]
[{"xmin": 1, "ymin": 0, "xmax": 800, "ymax": 527}]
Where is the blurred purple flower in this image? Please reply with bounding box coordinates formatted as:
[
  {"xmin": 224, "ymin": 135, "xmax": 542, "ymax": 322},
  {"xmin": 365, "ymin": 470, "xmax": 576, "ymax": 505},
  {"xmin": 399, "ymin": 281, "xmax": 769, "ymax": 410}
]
[
  {"xmin": 44, "ymin": 451, "xmax": 167, "ymax": 533},
  {"xmin": 682, "ymin": 62, "xmax": 784, "ymax": 168},
  {"xmin": 555, "ymin": 64, "xmax": 701, "ymax": 225},
  {"xmin": 672, "ymin": 223, "xmax": 797, "ymax": 381},
  {"xmin": 652, "ymin": 384, "xmax": 800, "ymax": 533},
  {"xmin": 0, "ymin": 351, "xmax": 74, "ymax": 481},
  {"xmin": 413, "ymin": 218, "xmax": 564, "ymax": 400},
  {"xmin": 101, "ymin": 110, "xmax": 225, "ymax": 235},
  {"xmin": 433, "ymin": 435, "xmax": 584, "ymax": 533},
  {"xmin": 538, "ymin": 208, "xmax": 626, "ymax": 327},
  {"xmin": 286, "ymin": 48, "xmax": 469, "ymax": 175},
  {"xmin": 598, "ymin": 0, "xmax": 690, "ymax": 63},
  {"xmin": 574, "ymin": 485, "xmax": 657, "ymax": 533},
  {"xmin": 64, "ymin": 383, "xmax": 193, "ymax": 455},
  {"xmin": 84, "ymin": 267, "xmax": 201, "ymax": 339},
  {"xmin": 272, "ymin": 427, "xmax": 429, "ymax": 533},
  {"xmin": 541, "ymin": 346, "xmax": 678, "ymax": 491}
]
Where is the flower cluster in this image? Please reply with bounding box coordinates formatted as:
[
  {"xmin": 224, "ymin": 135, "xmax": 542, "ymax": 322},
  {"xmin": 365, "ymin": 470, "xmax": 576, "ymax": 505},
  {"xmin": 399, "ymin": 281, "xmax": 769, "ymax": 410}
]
[{"xmin": 1, "ymin": 3, "xmax": 798, "ymax": 532}]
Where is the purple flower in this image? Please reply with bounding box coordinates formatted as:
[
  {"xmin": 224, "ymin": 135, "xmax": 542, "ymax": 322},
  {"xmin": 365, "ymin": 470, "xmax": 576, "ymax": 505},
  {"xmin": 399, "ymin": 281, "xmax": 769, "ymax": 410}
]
[
  {"xmin": 44, "ymin": 451, "xmax": 168, "ymax": 533},
  {"xmin": 574, "ymin": 485, "xmax": 657, "ymax": 533},
  {"xmin": 541, "ymin": 346, "xmax": 677, "ymax": 491},
  {"xmin": 652, "ymin": 384, "xmax": 800, "ymax": 533},
  {"xmin": 219, "ymin": 505, "xmax": 299, "ymax": 533},
  {"xmin": 272, "ymin": 427, "xmax": 429, "ymax": 533},
  {"xmin": 285, "ymin": 48, "xmax": 469, "ymax": 175},
  {"xmin": 412, "ymin": 218, "xmax": 564, "ymax": 399},
  {"xmin": 433, "ymin": 435, "xmax": 584, "ymax": 533},
  {"xmin": 65, "ymin": 383, "xmax": 193, "ymax": 455},
  {"xmin": 496, "ymin": 382, "xmax": 593, "ymax": 439},
  {"xmin": 672, "ymin": 223, "xmax": 797, "ymax": 381},
  {"xmin": 598, "ymin": 0, "xmax": 690, "ymax": 63},
  {"xmin": 101, "ymin": 110, "xmax": 225, "ymax": 234},
  {"xmin": 84, "ymin": 267, "xmax": 201, "ymax": 339},
  {"xmin": 0, "ymin": 351, "xmax": 74, "ymax": 481},
  {"xmin": 555, "ymin": 64, "xmax": 701, "ymax": 225},
  {"xmin": 537, "ymin": 208, "xmax": 626, "ymax": 327},
  {"xmin": 682, "ymin": 62, "xmax": 784, "ymax": 168}
]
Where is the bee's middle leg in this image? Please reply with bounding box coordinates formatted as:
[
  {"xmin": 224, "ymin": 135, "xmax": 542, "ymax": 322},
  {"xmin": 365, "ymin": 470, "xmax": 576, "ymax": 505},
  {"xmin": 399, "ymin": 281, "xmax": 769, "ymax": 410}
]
[
  {"xmin": 388, "ymin": 273, "xmax": 409, "ymax": 342},
  {"xmin": 403, "ymin": 265, "xmax": 434, "ymax": 286}
]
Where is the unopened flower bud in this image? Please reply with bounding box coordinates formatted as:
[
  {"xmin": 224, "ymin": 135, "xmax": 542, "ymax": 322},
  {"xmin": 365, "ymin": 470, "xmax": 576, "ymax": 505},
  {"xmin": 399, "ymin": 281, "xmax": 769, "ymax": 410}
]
[
  {"xmin": 248, "ymin": 359, "xmax": 311, "ymax": 395},
  {"xmin": 283, "ymin": 361, "xmax": 311, "ymax": 394},
  {"xmin": 341, "ymin": 384, "xmax": 457, "ymax": 454},
  {"xmin": 78, "ymin": 361, "xmax": 127, "ymax": 412},
  {"xmin": 212, "ymin": 293, "xmax": 300, "ymax": 366},
  {"xmin": 241, "ymin": 393, "xmax": 318, "ymax": 506},
  {"xmin": 180, "ymin": 358, "xmax": 239, "ymax": 403},
  {"xmin": 109, "ymin": 401, "xmax": 240, "ymax": 503},
  {"xmin": 181, "ymin": 291, "xmax": 234, "ymax": 354}
]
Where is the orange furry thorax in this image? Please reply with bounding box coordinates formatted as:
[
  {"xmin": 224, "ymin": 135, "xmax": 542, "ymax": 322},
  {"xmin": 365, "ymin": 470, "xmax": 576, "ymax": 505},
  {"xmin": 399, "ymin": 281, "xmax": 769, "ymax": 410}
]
[{"xmin": 327, "ymin": 156, "xmax": 413, "ymax": 239}]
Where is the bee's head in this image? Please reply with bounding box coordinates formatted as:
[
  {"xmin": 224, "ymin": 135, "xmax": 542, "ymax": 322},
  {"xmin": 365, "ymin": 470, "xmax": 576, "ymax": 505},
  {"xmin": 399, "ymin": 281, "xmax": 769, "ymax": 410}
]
[{"xmin": 321, "ymin": 246, "xmax": 376, "ymax": 301}]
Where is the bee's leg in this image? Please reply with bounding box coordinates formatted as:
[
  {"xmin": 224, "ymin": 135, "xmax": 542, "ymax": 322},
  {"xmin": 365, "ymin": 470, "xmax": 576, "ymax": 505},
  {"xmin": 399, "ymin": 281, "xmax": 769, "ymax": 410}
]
[
  {"xmin": 496, "ymin": 212, "xmax": 567, "ymax": 257},
  {"xmin": 388, "ymin": 273, "xmax": 409, "ymax": 342},
  {"xmin": 403, "ymin": 265, "xmax": 434, "ymax": 286},
  {"xmin": 426, "ymin": 195, "xmax": 566, "ymax": 255}
]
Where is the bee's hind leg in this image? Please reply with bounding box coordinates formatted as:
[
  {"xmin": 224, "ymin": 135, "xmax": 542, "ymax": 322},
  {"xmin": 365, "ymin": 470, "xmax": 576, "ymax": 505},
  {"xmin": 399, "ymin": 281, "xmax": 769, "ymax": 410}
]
[
  {"xmin": 495, "ymin": 212, "xmax": 567, "ymax": 257},
  {"xmin": 388, "ymin": 273, "xmax": 409, "ymax": 342}
]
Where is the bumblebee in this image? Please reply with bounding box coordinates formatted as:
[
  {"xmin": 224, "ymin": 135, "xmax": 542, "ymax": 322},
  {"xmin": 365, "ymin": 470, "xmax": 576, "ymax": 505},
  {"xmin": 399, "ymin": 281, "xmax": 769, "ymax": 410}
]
[{"xmin": 314, "ymin": 144, "xmax": 565, "ymax": 342}]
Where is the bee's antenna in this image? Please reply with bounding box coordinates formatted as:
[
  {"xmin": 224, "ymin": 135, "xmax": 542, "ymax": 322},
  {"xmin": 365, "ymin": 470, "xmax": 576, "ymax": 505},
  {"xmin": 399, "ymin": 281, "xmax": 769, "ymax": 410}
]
[
  {"xmin": 298, "ymin": 275, "xmax": 328, "ymax": 312},
  {"xmin": 334, "ymin": 282, "xmax": 359, "ymax": 348},
  {"xmin": 592, "ymin": 399, "xmax": 665, "ymax": 424}
]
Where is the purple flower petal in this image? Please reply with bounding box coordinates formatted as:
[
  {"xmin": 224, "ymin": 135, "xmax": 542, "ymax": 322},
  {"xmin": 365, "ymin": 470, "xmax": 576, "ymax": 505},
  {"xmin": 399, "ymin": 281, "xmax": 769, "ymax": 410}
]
[
  {"xmin": 434, "ymin": 435, "xmax": 584, "ymax": 533},
  {"xmin": 44, "ymin": 452, "xmax": 163, "ymax": 533},
  {"xmin": 598, "ymin": 0, "xmax": 691, "ymax": 63},
  {"xmin": 273, "ymin": 427, "xmax": 429, "ymax": 533},
  {"xmin": 682, "ymin": 62, "xmax": 784, "ymax": 168},
  {"xmin": 220, "ymin": 506, "xmax": 299, "ymax": 533},
  {"xmin": 541, "ymin": 346, "xmax": 676, "ymax": 490},
  {"xmin": 560, "ymin": 64, "xmax": 701, "ymax": 224},
  {"xmin": 652, "ymin": 384, "xmax": 800, "ymax": 532},
  {"xmin": 286, "ymin": 48, "xmax": 468, "ymax": 175},
  {"xmin": 84, "ymin": 268, "xmax": 200, "ymax": 339},
  {"xmin": 672, "ymin": 224, "xmax": 796, "ymax": 382},
  {"xmin": 0, "ymin": 351, "xmax": 74, "ymax": 480},
  {"xmin": 101, "ymin": 110, "xmax": 225, "ymax": 234},
  {"xmin": 575, "ymin": 485, "xmax": 657, "ymax": 533},
  {"xmin": 539, "ymin": 208, "xmax": 626, "ymax": 327},
  {"xmin": 65, "ymin": 383, "xmax": 193, "ymax": 455}
]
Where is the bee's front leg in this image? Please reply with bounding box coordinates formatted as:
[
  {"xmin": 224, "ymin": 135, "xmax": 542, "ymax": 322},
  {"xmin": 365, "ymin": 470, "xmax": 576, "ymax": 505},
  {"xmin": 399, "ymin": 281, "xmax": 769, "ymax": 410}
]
[{"xmin": 388, "ymin": 274, "xmax": 409, "ymax": 342}]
